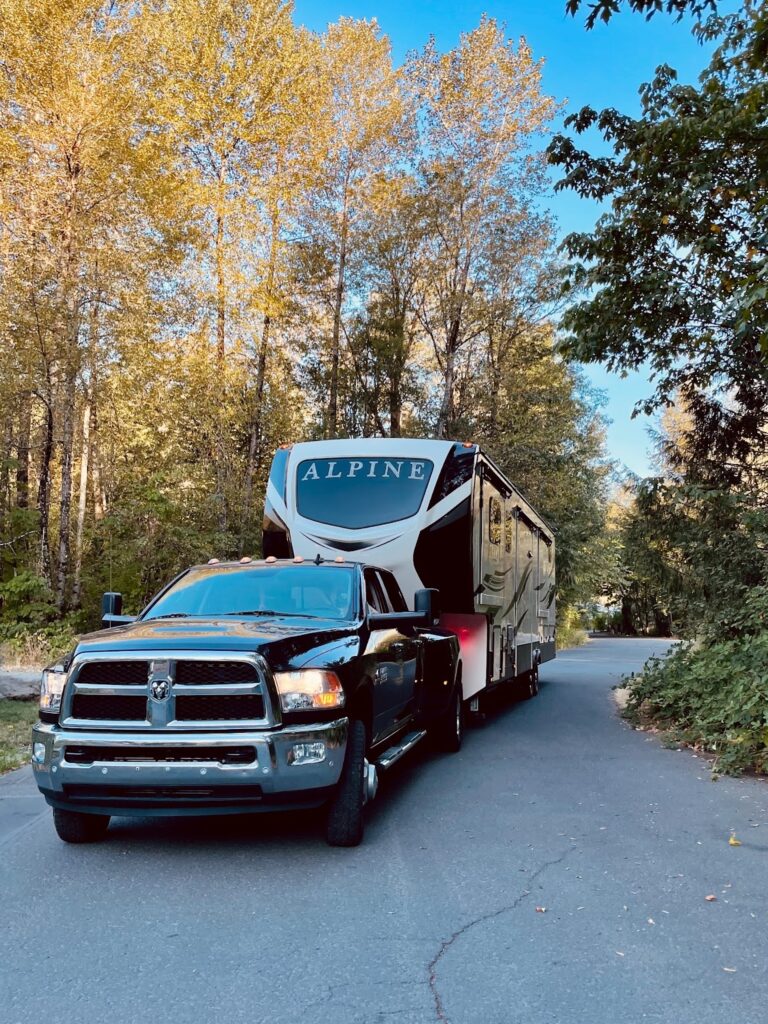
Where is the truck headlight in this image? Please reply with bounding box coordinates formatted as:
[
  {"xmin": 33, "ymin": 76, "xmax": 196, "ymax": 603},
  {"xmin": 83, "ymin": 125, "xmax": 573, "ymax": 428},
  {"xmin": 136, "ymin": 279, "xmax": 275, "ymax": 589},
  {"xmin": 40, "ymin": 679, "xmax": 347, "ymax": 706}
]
[
  {"xmin": 40, "ymin": 666, "xmax": 67, "ymax": 713},
  {"xmin": 273, "ymin": 670, "xmax": 345, "ymax": 712}
]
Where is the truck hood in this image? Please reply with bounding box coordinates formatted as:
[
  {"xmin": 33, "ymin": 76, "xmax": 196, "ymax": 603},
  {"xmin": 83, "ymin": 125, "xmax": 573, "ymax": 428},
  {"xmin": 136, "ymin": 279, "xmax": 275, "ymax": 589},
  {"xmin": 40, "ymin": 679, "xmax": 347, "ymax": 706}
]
[{"xmin": 72, "ymin": 616, "xmax": 360, "ymax": 666}]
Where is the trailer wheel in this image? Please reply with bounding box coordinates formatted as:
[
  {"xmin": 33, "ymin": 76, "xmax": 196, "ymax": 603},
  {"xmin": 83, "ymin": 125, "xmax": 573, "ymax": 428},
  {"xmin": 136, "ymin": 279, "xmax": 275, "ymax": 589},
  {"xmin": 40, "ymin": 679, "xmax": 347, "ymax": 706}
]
[
  {"xmin": 52, "ymin": 808, "xmax": 110, "ymax": 844},
  {"xmin": 521, "ymin": 665, "xmax": 539, "ymax": 700},
  {"xmin": 431, "ymin": 681, "xmax": 464, "ymax": 753},
  {"xmin": 325, "ymin": 719, "xmax": 367, "ymax": 848}
]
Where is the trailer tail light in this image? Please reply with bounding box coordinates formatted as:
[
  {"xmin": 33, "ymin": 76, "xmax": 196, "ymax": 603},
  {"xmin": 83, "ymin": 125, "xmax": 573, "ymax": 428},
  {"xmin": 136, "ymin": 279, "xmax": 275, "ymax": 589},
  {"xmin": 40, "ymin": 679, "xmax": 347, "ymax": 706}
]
[{"xmin": 440, "ymin": 613, "xmax": 488, "ymax": 703}]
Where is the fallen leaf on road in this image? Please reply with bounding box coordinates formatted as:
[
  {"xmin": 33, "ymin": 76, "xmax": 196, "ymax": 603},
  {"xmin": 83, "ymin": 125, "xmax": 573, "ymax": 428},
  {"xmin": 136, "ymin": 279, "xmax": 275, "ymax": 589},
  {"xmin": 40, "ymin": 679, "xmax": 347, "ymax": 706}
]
[
  {"xmin": 705, "ymin": 895, "xmax": 717, "ymax": 902},
  {"xmin": 723, "ymin": 967, "xmax": 737, "ymax": 973},
  {"xmin": 535, "ymin": 906, "xmax": 547, "ymax": 913},
  {"xmin": 729, "ymin": 835, "xmax": 742, "ymax": 847}
]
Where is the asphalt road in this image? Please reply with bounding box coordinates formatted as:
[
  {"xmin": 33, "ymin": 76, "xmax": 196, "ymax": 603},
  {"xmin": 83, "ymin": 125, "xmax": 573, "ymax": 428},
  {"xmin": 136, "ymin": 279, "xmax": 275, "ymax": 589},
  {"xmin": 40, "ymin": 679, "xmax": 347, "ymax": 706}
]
[{"xmin": 2, "ymin": 637, "xmax": 767, "ymax": 1024}]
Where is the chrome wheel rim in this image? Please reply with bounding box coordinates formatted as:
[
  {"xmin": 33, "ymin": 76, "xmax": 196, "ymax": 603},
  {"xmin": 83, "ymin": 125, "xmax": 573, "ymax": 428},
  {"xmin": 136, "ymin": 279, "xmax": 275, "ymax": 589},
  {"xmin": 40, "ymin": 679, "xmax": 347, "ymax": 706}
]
[{"xmin": 363, "ymin": 758, "xmax": 378, "ymax": 804}]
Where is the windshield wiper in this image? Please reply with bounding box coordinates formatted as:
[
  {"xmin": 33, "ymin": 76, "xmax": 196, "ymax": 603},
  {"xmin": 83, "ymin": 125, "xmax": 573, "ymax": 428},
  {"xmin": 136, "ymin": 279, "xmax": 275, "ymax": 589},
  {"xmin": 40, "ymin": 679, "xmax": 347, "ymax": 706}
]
[
  {"xmin": 224, "ymin": 609, "xmax": 282, "ymax": 616},
  {"xmin": 222, "ymin": 610, "xmax": 322, "ymax": 618}
]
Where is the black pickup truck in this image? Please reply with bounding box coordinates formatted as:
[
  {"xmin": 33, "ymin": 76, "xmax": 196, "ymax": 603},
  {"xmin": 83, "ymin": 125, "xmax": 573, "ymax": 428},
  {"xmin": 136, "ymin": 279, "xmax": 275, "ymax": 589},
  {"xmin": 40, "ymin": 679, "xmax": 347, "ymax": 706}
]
[{"xmin": 31, "ymin": 558, "xmax": 462, "ymax": 846}]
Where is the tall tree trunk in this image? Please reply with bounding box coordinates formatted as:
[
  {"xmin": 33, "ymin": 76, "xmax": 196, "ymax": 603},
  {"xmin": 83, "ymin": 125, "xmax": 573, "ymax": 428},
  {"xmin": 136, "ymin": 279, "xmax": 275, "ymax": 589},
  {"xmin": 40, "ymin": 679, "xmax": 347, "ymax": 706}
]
[
  {"xmin": 488, "ymin": 364, "xmax": 502, "ymax": 442},
  {"xmin": 215, "ymin": 217, "xmax": 226, "ymax": 366},
  {"xmin": 436, "ymin": 253, "xmax": 472, "ymax": 439},
  {"xmin": 389, "ymin": 379, "xmax": 402, "ymax": 438},
  {"xmin": 214, "ymin": 161, "xmax": 228, "ymax": 533},
  {"xmin": 56, "ymin": 382, "xmax": 76, "ymax": 612},
  {"xmin": 72, "ymin": 396, "xmax": 92, "ymax": 607},
  {"xmin": 328, "ymin": 177, "xmax": 350, "ymax": 438},
  {"xmin": 620, "ymin": 595, "xmax": 635, "ymax": 636},
  {"xmin": 241, "ymin": 207, "xmax": 280, "ymax": 553},
  {"xmin": 389, "ymin": 334, "xmax": 403, "ymax": 437},
  {"xmin": 15, "ymin": 398, "xmax": 30, "ymax": 509},
  {"xmin": 54, "ymin": 147, "xmax": 81, "ymax": 608},
  {"xmin": 91, "ymin": 424, "xmax": 106, "ymax": 520},
  {"xmin": 241, "ymin": 316, "xmax": 270, "ymax": 556},
  {"xmin": 0, "ymin": 417, "xmax": 11, "ymax": 535},
  {"xmin": 37, "ymin": 395, "xmax": 54, "ymax": 586},
  {"xmin": 436, "ymin": 344, "xmax": 456, "ymax": 439}
]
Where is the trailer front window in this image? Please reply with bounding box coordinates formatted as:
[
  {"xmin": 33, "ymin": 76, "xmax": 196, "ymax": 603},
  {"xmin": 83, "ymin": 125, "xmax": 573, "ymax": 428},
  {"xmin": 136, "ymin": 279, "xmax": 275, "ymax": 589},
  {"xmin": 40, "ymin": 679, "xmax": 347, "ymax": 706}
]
[{"xmin": 296, "ymin": 457, "xmax": 433, "ymax": 529}]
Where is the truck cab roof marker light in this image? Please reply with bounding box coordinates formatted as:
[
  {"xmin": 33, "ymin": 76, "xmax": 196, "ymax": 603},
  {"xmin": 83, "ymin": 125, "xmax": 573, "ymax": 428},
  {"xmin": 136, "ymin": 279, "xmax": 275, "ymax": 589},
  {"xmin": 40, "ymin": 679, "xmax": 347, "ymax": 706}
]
[
  {"xmin": 265, "ymin": 556, "xmax": 277, "ymax": 563},
  {"xmin": 293, "ymin": 555, "xmax": 305, "ymax": 563},
  {"xmin": 207, "ymin": 558, "xmax": 220, "ymax": 564},
  {"xmin": 334, "ymin": 556, "xmax": 345, "ymax": 563},
  {"xmin": 462, "ymin": 441, "xmax": 474, "ymax": 448},
  {"xmin": 240, "ymin": 556, "xmax": 253, "ymax": 564}
]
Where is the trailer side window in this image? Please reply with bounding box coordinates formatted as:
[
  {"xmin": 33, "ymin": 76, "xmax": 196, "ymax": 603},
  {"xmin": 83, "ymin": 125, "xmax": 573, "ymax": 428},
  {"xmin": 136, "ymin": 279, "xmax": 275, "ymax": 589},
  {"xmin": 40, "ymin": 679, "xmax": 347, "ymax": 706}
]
[
  {"xmin": 505, "ymin": 509, "xmax": 514, "ymax": 554},
  {"xmin": 489, "ymin": 497, "xmax": 502, "ymax": 546}
]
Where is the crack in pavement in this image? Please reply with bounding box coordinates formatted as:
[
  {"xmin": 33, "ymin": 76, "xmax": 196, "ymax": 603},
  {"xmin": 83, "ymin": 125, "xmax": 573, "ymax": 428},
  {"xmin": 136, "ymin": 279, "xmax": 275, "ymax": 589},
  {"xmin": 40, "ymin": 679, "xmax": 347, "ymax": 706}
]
[{"xmin": 426, "ymin": 844, "xmax": 577, "ymax": 1024}]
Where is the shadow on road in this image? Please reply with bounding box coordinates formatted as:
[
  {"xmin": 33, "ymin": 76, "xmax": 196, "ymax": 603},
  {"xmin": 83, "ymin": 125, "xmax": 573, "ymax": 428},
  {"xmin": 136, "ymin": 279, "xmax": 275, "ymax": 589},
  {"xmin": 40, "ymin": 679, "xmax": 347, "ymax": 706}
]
[{"xmin": 104, "ymin": 683, "xmax": 536, "ymax": 851}]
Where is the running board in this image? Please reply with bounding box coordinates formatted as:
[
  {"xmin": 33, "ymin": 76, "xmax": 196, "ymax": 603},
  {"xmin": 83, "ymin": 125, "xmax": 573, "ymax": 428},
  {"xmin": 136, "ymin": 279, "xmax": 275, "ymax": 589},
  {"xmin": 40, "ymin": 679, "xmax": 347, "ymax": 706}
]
[{"xmin": 376, "ymin": 729, "xmax": 428, "ymax": 771}]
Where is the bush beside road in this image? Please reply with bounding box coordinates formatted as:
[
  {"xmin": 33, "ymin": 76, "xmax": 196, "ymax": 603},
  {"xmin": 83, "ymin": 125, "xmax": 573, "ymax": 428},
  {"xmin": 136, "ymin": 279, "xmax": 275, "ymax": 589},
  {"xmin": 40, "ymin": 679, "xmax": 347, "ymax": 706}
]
[
  {"xmin": 0, "ymin": 699, "xmax": 39, "ymax": 774},
  {"xmin": 0, "ymin": 659, "xmax": 41, "ymax": 775}
]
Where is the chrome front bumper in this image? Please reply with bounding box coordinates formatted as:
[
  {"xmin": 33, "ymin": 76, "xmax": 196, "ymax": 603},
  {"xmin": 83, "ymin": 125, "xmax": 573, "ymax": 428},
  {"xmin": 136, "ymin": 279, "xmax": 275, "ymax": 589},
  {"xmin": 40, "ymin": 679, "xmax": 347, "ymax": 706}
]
[{"xmin": 32, "ymin": 718, "xmax": 348, "ymax": 816}]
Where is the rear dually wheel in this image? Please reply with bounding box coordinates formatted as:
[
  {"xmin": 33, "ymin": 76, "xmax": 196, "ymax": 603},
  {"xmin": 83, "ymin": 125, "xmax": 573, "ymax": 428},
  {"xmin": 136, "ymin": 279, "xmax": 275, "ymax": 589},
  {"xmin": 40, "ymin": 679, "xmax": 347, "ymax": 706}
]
[{"xmin": 431, "ymin": 677, "xmax": 464, "ymax": 753}]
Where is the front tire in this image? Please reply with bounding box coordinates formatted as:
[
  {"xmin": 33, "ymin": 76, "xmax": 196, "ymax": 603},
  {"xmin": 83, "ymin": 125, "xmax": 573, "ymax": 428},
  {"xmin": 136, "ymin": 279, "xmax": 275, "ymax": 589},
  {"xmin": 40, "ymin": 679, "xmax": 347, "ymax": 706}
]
[
  {"xmin": 325, "ymin": 719, "xmax": 366, "ymax": 848},
  {"xmin": 53, "ymin": 808, "xmax": 110, "ymax": 844}
]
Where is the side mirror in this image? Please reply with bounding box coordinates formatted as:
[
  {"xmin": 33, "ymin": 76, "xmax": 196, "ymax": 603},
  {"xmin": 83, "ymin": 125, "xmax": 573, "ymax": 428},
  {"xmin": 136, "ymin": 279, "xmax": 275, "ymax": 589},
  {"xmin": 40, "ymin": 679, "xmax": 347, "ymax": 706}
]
[
  {"xmin": 102, "ymin": 592, "xmax": 123, "ymax": 618},
  {"xmin": 415, "ymin": 588, "xmax": 440, "ymax": 627},
  {"xmin": 101, "ymin": 592, "xmax": 136, "ymax": 628}
]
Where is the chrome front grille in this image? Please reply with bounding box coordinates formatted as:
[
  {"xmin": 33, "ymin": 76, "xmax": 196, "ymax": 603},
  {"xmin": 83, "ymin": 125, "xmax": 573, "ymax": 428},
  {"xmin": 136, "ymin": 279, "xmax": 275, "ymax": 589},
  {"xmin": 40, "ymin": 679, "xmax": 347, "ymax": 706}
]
[
  {"xmin": 76, "ymin": 661, "xmax": 149, "ymax": 686},
  {"xmin": 61, "ymin": 652, "xmax": 274, "ymax": 730},
  {"xmin": 71, "ymin": 694, "xmax": 148, "ymax": 721},
  {"xmin": 175, "ymin": 661, "xmax": 257, "ymax": 685},
  {"xmin": 174, "ymin": 694, "xmax": 265, "ymax": 721}
]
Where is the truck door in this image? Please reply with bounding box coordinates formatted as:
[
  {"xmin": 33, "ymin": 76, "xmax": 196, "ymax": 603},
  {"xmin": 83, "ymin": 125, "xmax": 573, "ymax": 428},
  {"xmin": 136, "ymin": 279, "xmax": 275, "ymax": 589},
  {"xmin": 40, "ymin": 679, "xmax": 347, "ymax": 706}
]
[
  {"xmin": 364, "ymin": 568, "xmax": 417, "ymax": 738},
  {"xmin": 378, "ymin": 569, "xmax": 420, "ymax": 717}
]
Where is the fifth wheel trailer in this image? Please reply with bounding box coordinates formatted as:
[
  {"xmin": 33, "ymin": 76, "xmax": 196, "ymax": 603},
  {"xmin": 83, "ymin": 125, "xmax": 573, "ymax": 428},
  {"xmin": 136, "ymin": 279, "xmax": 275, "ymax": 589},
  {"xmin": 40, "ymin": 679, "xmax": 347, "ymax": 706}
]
[{"xmin": 263, "ymin": 438, "xmax": 556, "ymax": 704}]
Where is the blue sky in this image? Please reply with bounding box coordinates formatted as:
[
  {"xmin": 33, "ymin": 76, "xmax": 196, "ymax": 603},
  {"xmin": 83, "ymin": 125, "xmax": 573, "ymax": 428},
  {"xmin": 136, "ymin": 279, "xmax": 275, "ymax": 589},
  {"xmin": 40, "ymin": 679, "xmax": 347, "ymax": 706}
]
[{"xmin": 294, "ymin": 0, "xmax": 716, "ymax": 477}]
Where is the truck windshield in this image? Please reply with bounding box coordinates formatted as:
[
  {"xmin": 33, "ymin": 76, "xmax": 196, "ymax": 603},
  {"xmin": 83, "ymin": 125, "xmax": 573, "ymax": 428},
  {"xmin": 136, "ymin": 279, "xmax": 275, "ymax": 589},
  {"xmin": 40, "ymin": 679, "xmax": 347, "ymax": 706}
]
[
  {"xmin": 142, "ymin": 565, "xmax": 357, "ymax": 621},
  {"xmin": 296, "ymin": 457, "xmax": 434, "ymax": 529}
]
